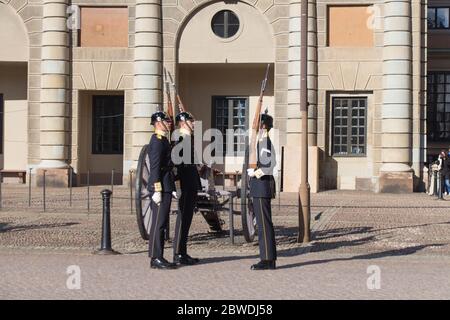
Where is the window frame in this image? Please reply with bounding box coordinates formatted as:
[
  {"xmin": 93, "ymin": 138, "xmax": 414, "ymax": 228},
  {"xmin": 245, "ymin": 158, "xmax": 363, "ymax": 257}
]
[
  {"xmin": 77, "ymin": 6, "xmax": 130, "ymax": 48},
  {"xmin": 211, "ymin": 10, "xmax": 240, "ymax": 39},
  {"xmin": 428, "ymin": 7, "xmax": 450, "ymax": 30},
  {"xmin": 91, "ymin": 95, "xmax": 124, "ymax": 155},
  {"xmin": 326, "ymin": 5, "xmax": 374, "ymax": 47},
  {"xmin": 426, "ymin": 72, "xmax": 450, "ymax": 142},
  {"xmin": 211, "ymin": 96, "xmax": 249, "ymax": 157},
  {"xmin": 331, "ymin": 96, "xmax": 368, "ymax": 158}
]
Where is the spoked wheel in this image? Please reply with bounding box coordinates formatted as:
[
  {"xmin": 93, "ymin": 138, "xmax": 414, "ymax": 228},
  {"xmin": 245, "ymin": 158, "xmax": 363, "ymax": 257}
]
[
  {"xmin": 241, "ymin": 142, "xmax": 257, "ymax": 243},
  {"xmin": 135, "ymin": 144, "xmax": 152, "ymax": 240}
]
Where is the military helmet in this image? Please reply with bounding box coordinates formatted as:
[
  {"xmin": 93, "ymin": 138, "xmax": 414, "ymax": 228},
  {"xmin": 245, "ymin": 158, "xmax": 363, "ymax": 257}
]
[
  {"xmin": 260, "ymin": 112, "xmax": 274, "ymax": 129},
  {"xmin": 151, "ymin": 111, "xmax": 170, "ymax": 125},
  {"xmin": 175, "ymin": 111, "xmax": 195, "ymax": 124}
]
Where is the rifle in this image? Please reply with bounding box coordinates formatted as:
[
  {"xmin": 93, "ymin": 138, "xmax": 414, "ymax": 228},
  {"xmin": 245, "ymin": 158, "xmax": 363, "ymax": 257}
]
[
  {"xmin": 164, "ymin": 68, "xmax": 175, "ymax": 131},
  {"xmin": 167, "ymin": 71, "xmax": 186, "ymax": 113},
  {"xmin": 248, "ymin": 64, "xmax": 271, "ymax": 169}
]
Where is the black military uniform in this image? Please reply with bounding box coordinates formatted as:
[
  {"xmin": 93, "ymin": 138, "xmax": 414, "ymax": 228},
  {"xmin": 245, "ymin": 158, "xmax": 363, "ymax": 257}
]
[
  {"xmin": 249, "ymin": 113, "xmax": 277, "ymax": 270},
  {"xmin": 172, "ymin": 112, "xmax": 202, "ymax": 265},
  {"xmin": 147, "ymin": 111, "xmax": 176, "ymax": 269}
]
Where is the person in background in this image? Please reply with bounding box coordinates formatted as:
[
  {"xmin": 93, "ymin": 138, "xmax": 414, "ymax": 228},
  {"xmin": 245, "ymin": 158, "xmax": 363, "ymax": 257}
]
[
  {"xmin": 444, "ymin": 150, "xmax": 450, "ymax": 196},
  {"xmin": 437, "ymin": 150, "xmax": 450, "ymax": 196}
]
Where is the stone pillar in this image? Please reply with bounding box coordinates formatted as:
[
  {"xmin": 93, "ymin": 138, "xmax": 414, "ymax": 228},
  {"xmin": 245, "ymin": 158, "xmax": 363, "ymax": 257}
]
[
  {"xmin": 288, "ymin": 0, "xmax": 301, "ymax": 131},
  {"xmin": 133, "ymin": 0, "xmax": 162, "ymax": 168},
  {"xmin": 38, "ymin": 0, "xmax": 70, "ymax": 186},
  {"xmin": 284, "ymin": 0, "xmax": 319, "ymax": 192},
  {"xmin": 307, "ymin": 0, "xmax": 318, "ymax": 147},
  {"xmin": 379, "ymin": 0, "xmax": 413, "ymax": 193}
]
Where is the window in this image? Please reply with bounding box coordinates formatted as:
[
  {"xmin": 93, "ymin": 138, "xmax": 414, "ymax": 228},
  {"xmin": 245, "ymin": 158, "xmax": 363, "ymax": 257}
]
[
  {"xmin": 328, "ymin": 6, "xmax": 373, "ymax": 47},
  {"xmin": 92, "ymin": 95, "xmax": 124, "ymax": 154},
  {"xmin": 427, "ymin": 73, "xmax": 450, "ymax": 141},
  {"xmin": 79, "ymin": 7, "xmax": 129, "ymax": 47},
  {"xmin": 332, "ymin": 97, "xmax": 367, "ymax": 156},
  {"xmin": 0, "ymin": 94, "xmax": 3, "ymax": 154},
  {"xmin": 428, "ymin": 7, "xmax": 450, "ymax": 29},
  {"xmin": 211, "ymin": 10, "xmax": 240, "ymax": 39},
  {"xmin": 212, "ymin": 96, "xmax": 248, "ymax": 156}
]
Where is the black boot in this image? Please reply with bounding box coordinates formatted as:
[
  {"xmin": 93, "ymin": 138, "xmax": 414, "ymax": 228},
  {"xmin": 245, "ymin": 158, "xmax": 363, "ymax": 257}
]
[
  {"xmin": 150, "ymin": 257, "xmax": 177, "ymax": 269},
  {"xmin": 174, "ymin": 254, "xmax": 200, "ymax": 266},
  {"xmin": 251, "ymin": 260, "xmax": 276, "ymax": 270}
]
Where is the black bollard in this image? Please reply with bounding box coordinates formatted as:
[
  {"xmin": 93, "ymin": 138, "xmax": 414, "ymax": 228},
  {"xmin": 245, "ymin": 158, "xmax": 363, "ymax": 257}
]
[{"xmin": 94, "ymin": 189, "xmax": 120, "ymax": 255}]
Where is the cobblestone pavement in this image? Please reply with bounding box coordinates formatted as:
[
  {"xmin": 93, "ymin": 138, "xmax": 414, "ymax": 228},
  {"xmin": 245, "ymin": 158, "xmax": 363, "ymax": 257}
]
[
  {"xmin": 2, "ymin": 185, "xmax": 450, "ymax": 299},
  {"xmin": 2, "ymin": 249, "xmax": 450, "ymax": 299}
]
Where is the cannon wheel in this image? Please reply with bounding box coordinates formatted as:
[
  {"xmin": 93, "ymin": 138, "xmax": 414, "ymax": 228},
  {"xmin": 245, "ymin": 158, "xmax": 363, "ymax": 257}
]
[
  {"xmin": 135, "ymin": 144, "xmax": 152, "ymax": 241},
  {"xmin": 241, "ymin": 142, "xmax": 257, "ymax": 243}
]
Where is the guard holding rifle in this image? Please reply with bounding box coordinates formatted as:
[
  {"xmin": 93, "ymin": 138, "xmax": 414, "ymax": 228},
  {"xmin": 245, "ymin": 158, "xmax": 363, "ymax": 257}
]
[
  {"xmin": 247, "ymin": 112, "xmax": 277, "ymax": 270},
  {"xmin": 172, "ymin": 111, "xmax": 202, "ymax": 266},
  {"xmin": 147, "ymin": 111, "xmax": 177, "ymax": 270}
]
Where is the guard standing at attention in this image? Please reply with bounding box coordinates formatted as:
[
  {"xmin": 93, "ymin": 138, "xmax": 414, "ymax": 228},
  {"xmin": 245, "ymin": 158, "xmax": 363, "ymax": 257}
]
[
  {"xmin": 247, "ymin": 112, "xmax": 277, "ymax": 270},
  {"xmin": 147, "ymin": 111, "xmax": 177, "ymax": 270},
  {"xmin": 172, "ymin": 111, "xmax": 202, "ymax": 266}
]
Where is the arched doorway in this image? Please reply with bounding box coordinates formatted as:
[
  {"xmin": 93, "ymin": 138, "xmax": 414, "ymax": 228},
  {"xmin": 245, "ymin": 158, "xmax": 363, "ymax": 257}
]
[
  {"xmin": 176, "ymin": 1, "xmax": 275, "ymax": 175},
  {"xmin": 0, "ymin": 3, "xmax": 29, "ymax": 180}
]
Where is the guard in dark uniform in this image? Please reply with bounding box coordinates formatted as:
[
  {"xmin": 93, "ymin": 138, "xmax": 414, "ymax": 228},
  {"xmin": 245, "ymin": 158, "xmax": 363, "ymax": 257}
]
[
  {"xmin": 247, "ymin": 113, "xmax": 277, "ymax": 270},
  {"xmin": 172, "ymin": 111, "xmax": 202, "ymax": 266},
  {"xmin": 147, "ymin": 111, "xmax": 177, "ymax": 270}
]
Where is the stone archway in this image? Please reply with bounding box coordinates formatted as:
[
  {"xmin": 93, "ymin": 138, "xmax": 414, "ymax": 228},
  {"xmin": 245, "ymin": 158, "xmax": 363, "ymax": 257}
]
[
  {"xmin": 0, "ymin": 3, "xmax": 29, "ymax": 62},
  {"xmin": 1, "ymin": 0, "xmax": 44, "ymax": 174},
  {"xmin": 0, "ymin": 2, "xmax": 30, "ymax": 175},
  {"xmin": 173, "ymin": 1, "xmax": 276, "ymax": 174}
]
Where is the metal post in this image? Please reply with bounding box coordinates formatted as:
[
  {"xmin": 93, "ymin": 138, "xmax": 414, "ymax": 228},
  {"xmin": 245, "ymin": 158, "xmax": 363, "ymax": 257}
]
[
  {"xmin": 229, "ymin": 194, "xmax": 234, "ymax": 245},
  {"xmin": 111, "ymin": 169, "xmax": 115, "ymax": 208},
  {"xmin": 94, "ymin": 189, "xmax": 119, "ymax": 255},
  {"xmin": 43, "ymin": 170, "xmax": 46, "ymax": 212},
  {"xmin": 298, "ymin": 0, "xmax": 311, "ymax": 243},
  {"xmin": 129, "ymin": 170, "xmax": 133, "ymax": 214},
  {"xmin": 69, "ymin": 167, "xmax": 73, "ymax": 207},
  {"xmin": 427, "ymin": 164, "xmax": 431, "ymax": 194},
  {"xmin": 87, "ymin": 169, "xmax": 90, "ymax": 212},
  {"xmin": 278, "ymin": 169, "xmax": 281, "ymax": 210},
  {"xmin": 28, "ymin": 168, "xmax": 32, "ymax": 207},
  {"xmin": 434, "ymin": 169, "xmax": 438, "ymax": 196}
]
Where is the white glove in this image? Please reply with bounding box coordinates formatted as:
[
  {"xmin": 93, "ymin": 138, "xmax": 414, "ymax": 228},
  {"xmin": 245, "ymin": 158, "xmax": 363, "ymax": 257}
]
[
  {"xmin": 152, "ymin": 192, "xmax": 162, "ymax": 205},
  {"xmin": 172, "ymin": 190, "xmax": 182, "ymax": 199},
  {"xmin": 254, "ymin": 169, "xmax": 265, "ymax": 179},
  {"xmin": 247, "ymin": 168, "xmax": 256, "ymax": 177}
]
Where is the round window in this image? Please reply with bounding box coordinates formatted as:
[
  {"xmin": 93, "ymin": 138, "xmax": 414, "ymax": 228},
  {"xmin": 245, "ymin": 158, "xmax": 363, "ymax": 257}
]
[{"xmin": 211, "ymin": 10, "xmax": 240, "ymax": 39}]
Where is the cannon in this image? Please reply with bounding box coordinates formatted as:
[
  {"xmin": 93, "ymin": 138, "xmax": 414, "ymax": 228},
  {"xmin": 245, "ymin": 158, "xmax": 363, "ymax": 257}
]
[{"xmin": 134, "ymin": 144, "xmax": 225, "ymax": 240}]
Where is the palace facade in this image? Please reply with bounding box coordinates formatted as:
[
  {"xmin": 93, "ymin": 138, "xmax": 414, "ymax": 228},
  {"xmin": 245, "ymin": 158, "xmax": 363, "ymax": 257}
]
[{"xmin": 0, "ymin": 0, "xmax": 445, "ymax": 193}]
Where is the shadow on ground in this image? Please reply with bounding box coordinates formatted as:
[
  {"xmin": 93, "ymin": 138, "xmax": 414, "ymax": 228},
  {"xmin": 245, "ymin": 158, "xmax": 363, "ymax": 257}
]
[{"xmin": 0, "ymin": 222, "xmax": 79, "ymax": 233}]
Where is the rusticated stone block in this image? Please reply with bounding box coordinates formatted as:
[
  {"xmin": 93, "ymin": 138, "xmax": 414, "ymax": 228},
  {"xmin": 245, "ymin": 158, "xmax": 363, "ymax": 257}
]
[
  {"xmin": 379, "ymin": 171, "xmax": 414, "ymax": 193},
  {"xmin": 36, "ymin": 168, "xmax": 72, "ymax": 188}
]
